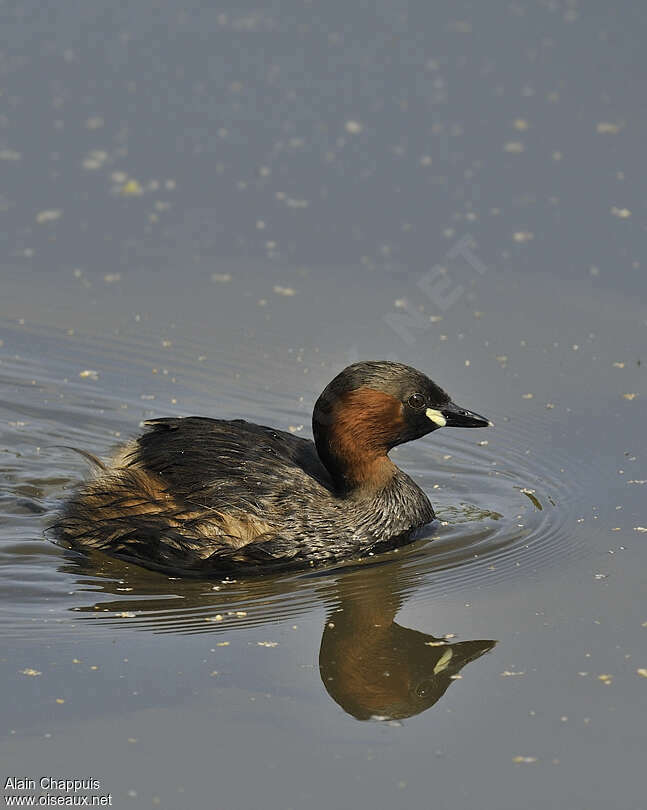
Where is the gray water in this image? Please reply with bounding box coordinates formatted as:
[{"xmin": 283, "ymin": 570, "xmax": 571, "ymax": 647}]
[{"xmin": 1, "ymin": 2, "xmax": 646, "ymax": 809}]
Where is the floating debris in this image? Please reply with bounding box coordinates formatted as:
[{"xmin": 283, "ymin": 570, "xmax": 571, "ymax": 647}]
[
  {"xmin": 597, "ymin": 674, "xmax": 613, "ymax": 685},
  {"xmin": 596, "ymin": 122, "xmax": 621, "ymax": 134},
  {"xmin": 36, "ymin": 209, "xmax": 62, "ymax": 224},
  {"xmin": 513, "ymin": 231, "xmax": 534, "ymax": 243},
  {"xmin": 121, "ymin": 179, "xmax": 144, "ymax": 196},
  {"xmin": 20, "ymin": 668, "xmax": 42, "ymax": 677},
  {"xmin": 513, "ymin": 756, "xmax": 537, "ymax": 764},
  {"xmin": 273, "ymin": 285, "xmax": 296, "ymax": 296},
  {"xmin": 611, "ymin": 206, "xmax": 631, "ymax": 218},
  {"xmin": 637, "ymin": 669, "xmax": 647, "ymax": 679},
  {"xmin": 622, "ymin": 393, "xmax": 637, "ymax": 400},
  {"xmin": 211, "ymin": 273, "xmax": 232, "ymax": 283},
  {"xmin": 344, "ymin": 120, "xmax": 363, "ymax": 134},
  {"xmin": 103, "ymin": 273, "xmax": 121, "ymax": 284},
  {"xmin": 79, "ymin": 370, "xmax": 99, "ymax": 380},
  {"xmin": 504, "ymin": 141, "xmax": 525, "ymax": 153},
  {"xmin": 257, "ymin": 641, "xmax": 279, "ymax": 648},
  {"xmin": 82, "ymin": 150, "xmax": 108, "ymax": 170}
]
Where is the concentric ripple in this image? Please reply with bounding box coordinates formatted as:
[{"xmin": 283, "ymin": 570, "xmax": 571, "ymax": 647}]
[{"xmin": 0, "ymin": 318, "xmax": 588, "ymax": 640}]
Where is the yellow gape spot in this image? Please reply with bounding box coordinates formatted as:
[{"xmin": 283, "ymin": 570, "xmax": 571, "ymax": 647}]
[
  {"xmin": 425, "ymin": 408, "xmax": 447, "ymax": 427},
  {"xmin": 433, "ymin": 648, "xmax": 454, "ymax": 674}
]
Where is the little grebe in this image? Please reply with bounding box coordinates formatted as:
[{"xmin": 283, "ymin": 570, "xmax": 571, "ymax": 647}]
[{"xmin": 55, "ymin": 361, "xmax": 490, "ymax": 573}]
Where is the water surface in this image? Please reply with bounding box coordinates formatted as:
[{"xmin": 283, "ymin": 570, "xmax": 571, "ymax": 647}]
[{"xmin": 1, "ymin": 2, "xmax": 646, "ymax": 809}]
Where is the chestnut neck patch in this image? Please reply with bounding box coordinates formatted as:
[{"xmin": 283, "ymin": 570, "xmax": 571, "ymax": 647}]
[{"xmin": 314, "ymin": 387, "xmax": 404, "ymax": 492}]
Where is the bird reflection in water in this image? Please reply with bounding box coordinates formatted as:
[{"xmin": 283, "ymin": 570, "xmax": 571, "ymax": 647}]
[
  {"xmin": 318, "ymin": 564, "xmax": 496, "ymax": 721},
  {"xmin": 61, "ymin": 549, "xmax": 496, "ymax": 722}
]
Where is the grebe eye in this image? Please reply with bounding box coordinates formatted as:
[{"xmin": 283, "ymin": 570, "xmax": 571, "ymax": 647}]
[{"xmin": 407, "ymin": 393, "xmax": 426, "ymax": 410}]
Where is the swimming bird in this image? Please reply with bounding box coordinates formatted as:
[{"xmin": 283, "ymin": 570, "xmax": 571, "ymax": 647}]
[{"xmin": 55, "ymin": 361, "xmax": 490, "ymax": 574}]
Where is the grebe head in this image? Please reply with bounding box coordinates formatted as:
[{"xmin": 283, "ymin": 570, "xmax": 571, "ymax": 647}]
[{"xmin": 312, "ymin": 361, "xmax": 489, "ymax": 492}]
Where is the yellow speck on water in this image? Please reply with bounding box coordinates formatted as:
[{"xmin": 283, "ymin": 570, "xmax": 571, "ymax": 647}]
[
  {"xmin": 504, "ymin": 141, "xmax": 525, "ymax": 153},
  {"xmin": 21, "ymin": 668, "xmax": 41, "ymax": 677},
  {"xmin": 103, "ymin": 273, "xmax": 121, "ymax": 283},
  {"xmin": 121, "ymin": 179, "xmax": 143, "ymax": 196},
  {"xmin": 79, "ymin": 369, "xmax": 99, "ymax": 380},
  {"xmin": 637, "ymin": 669, "xmax": 647, "ymax": 679},
  {"xmin": 127, "ymin": 738, "xmax": 138, "ymax": 743},
  {"xmin": 257, "ymin": 641, "xmax": 279, "ymax": 648},
  {"xmin": 205, "ymin": 614, "xmax": 224, "ymax": 622},
  {"xmin": 513, "ymin": 231, "xmax": 534, "ymax": 243},
  {"xmin": 596, "ymin": 122, "xmax": 621, "ymax": 134},
  {"xmin": 344, "ymin": 120, "xmax": 363, "ymax": 134},
  {"xmin": 55, "ymin": 698, "xmax": 65, "ymax": 704},
  {"xmin": 513, "ymin": 756, "xmax": 538, "ymax": 764},
  {"xmin": 522, "ymin": 393, "xmax": 534, "ymax": 399},
  {"xmin": 273, "ymin": 285, "xmax": 296, "ymax": 296},
  {"xmin": 622, "ymin": 393, "xmax": 637, "ymax": 400},
  {"xmin": 501, "ymin": 670, "xmax": 525, "ymax": 677},
  {"xmin": 215, "ymin": 642, "xmax": 230, "ymax": 647},
  {"xmin": 613, "ymin": 361, "xmax": 626, "ymax": 368},
  {"xmin": 513, "ymin": 118, "xmax": 529, "ymax": 131},
  {"xmin": 90, "ymin": 666, "xmax": 98, "ymax": 671},
  {"xmin": 211, "ymin": 273, "xmax": 232, "ymax": 283},
  {"xmin": 611, "ymin": 206, "xmax": 631, "ymax": 218},
  {"xmin": 288, "ymin": 425, "xmax": 304, "ymax": 433},
  {"xmin": 36, "ymin": 209, "xmax": 62, "ymax": 224},
  {"xmin": 634, "ymin": 527, "xmax": 647, "ymax": 533},
  {"xmin": 597, "ymin": 674, "xmax": 613, "ymax": 685}
]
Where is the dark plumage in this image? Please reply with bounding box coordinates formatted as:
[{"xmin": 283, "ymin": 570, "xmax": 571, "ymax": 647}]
[{"xmin": 54, "ymin": 361, "xmax": 490, "ymax": 574}]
